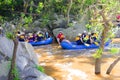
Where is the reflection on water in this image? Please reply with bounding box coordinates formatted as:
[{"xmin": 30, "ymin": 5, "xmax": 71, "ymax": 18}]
[{"xmin": 34, "ymin": 43, "xmax": 120, "ymax": 80}]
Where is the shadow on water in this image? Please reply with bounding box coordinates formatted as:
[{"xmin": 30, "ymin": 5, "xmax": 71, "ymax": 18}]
[{"xmin": 43, "ymin": 65, "xmax": 62, "ymax": 79}]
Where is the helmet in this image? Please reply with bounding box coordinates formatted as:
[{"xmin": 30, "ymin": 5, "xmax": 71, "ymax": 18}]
[
  {"xmin": 0, "ymin": 27, "xmax": 3, "ymax": 30},
  {"xmin": 20, "ymin": 35, "xmax": 24, "ymax": 39},
  {"xmin": 116, "ymin": 15, "xmax": 120, "ymax": 19},
  {"xmin": 83, "ymin": 31, "xmax": 86, "ymax": 33},
  {"xmin": 59, "ymin": 31, "xmax": 63, "ymax": 33}
]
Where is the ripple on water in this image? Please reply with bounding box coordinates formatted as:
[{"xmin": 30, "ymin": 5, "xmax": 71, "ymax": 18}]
[
  {"xmin": 54, "ymin": 63, "xmax": 88, "ymax": 80},
  {"xmin": 34, "ymin": 43, "xmax": 120, "ymax": 80}
]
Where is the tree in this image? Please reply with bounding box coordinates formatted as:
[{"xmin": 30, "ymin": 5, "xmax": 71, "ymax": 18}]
[
  {"xmin": 7, "ymin": 33, "xmax": 19, "ymax": 80},
  {"xmin": 65, "ymin": 0, "xmax": 73, "ymax": 27},
  {"xmin": 106, "ymin": 56, "xmax": 120, "ymax": 74},
  {"xmin": 88, "ymin": 0, "xmax": 120, "ymax": 74}
]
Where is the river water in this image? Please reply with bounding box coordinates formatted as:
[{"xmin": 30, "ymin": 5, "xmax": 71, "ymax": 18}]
[{"xmin": 34, "ymin": 41, "xmax": 120, "ymax": 80}]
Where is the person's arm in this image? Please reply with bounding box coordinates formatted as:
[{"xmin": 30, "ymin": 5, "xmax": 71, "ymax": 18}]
[{"xmin": 57, "ymin": 38, "xmax": 60, "ymax": 45}]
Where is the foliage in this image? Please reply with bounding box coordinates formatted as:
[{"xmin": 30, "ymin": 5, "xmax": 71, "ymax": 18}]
[
  {"xmin": 36, "ymin": 2, "xmax": 44, "ymax": 14},
  {"xmin": 110, "ymin": 48, "xmax": 120, "ymax": 55},
  {"xmin": 85, "ymin": 24, "xmax": 92, "ymax": 31},
  {"xmin": 11, "ymin": 66, "xmax": 20, "ymax": 80},
  {"xmin": 6, "ymin": 32, "xmax": 15, "ymax": 39},
  {"xmin": 68, "ymin": 23, "xmax": 74, "ymax": 27},
  {"xmin": 87, "ymin": 0, "xmax": 120, "ymax": 59},
  {"xmin": 93, "ymin": 48, "xmax": 103, "ymax": 58},
  {"xmin": 36, "ymin": 65, "xmax": 44, "ymax": 73},
  {"xmin": 0, "ymin": 0, "xmax": 106, "ymax": 26}
]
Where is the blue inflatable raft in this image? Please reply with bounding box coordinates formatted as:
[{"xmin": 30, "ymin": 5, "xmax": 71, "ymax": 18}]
[
  {"xmin": 29, "ymin": 37, "xmax": 53, "ymax": 46},
  {"xmin": 60, "ymin": 40, "xmax": 110, "ymax": 50}
]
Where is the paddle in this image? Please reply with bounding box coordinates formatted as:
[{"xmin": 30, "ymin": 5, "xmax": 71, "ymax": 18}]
[
  {"xmin": 84, "ymin": 43, "xmax": 90, "ymax": 46},
  {"xmin": 94, "ymin": 41, "xmax": 99, "ymax": 46}
]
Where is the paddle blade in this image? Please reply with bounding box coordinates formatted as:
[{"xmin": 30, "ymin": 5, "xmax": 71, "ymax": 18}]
[
  {"xmin": 84, "ymin": 43, "xmax": 90, "ymax": 46},
  {"xmin": 94, "ymin": 42, "xmax": 99, "ymax": 46}
]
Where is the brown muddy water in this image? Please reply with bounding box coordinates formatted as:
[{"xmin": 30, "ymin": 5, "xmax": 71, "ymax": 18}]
[{"xmin": 34, "ymin": 41, "xmax": 120, "ymax": 80}]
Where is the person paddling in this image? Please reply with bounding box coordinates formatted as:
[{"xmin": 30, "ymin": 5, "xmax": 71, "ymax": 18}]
[
  {"xmin": 91, "ymin": 33, "xmax": 99, "ymax": 46},
  {"xmin": 75, "ymin": 33, "xmax": 84, "ymax": 45},
  {"xmin": 116, "ymin": 14, "xmax": 120, "ymax": 27},
  {"xmin": 56, "ymin": 31, "xmax": 65, "ymax": 45}
]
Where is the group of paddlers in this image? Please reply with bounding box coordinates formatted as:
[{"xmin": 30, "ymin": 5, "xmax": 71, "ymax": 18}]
[
  {"xmin": 56, "ymin": 14, "xmax": 120, "ymax": 45},
  {"xmin": 56, "ymin": 31, "xmax": 99, "ymax": 46},
  {"xmin": 75, "ymin": 31, "xmax": 99, "ymax": 46},
  {"xmin": 16, "ymin": 30, "xmax": 50, "ymax": 42}
]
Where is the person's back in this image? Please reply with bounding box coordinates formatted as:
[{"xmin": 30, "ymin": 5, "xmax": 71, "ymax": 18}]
[
  {"xmin": 45, "ymin": 31, "xmax": 50, "ymax": 39},
  {"xmin": 36, "ymin": 33, "xmax": 44, "ymax": 41},
  {"xmin": 27, "ymin": 33, "xmax": 34, "ymax": 42},
  {"xmin": 57, "ymin": 31, "xmax": 63, "ymax": 39},
  {"xmin": 91, "ymin": 33, "xmax": 99, "ymax": 45},
  {"xmin": 57, "ymin": 31, "xmax": 64, "ymax": 44},
  {"xmin": 81, "ymin": 31, "xmax": 87, "ymax": 40},
  {"xmin": 19, "ymin": 35, "xmax": 25, "ymax": 42},
  {"xmin": 59, "ymin": 35, "xmax": 65, "ymax": 42},
  {"xmin": 75, "ymin": 33, "xmax": 84, "ymax": 45}
]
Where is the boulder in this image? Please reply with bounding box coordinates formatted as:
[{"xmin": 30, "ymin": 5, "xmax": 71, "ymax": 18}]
[
  {"xmin": 53, "ymin": 22, "xmax": 87, "ymax": 41},
  {"xmin": 0, "ymin": 36, "xmax": 54, "ymax": 80},
  {"xmin": 0, "ymin": 61, "xmax": 10, "ymax": 80},
  {"xmin": 21, "ymin": 66, "xmax": 54, "ymax": 80}
]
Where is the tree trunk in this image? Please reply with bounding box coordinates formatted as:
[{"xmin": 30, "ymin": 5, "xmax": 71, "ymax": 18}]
[
  {"xmin": 95, "ymin": 9, "xmax": 110, "ymax": 74},
  {"xmin": 106, "ymin": 57, "xmax": 120, "ymax": 74},
  {"xmin": 95, "ymin": 58, "xmax": 101, "ymax": 74},
  {"xmin": 95, "ymin": 28, "xmax": 106, "ymax": 74},
  {"xmin": 66, "ymin": 0, "xmax": 72, "ymax": 27},
  {"xmin": 23, "ymin": 0, "xmax": 30, "ymax": 13},
  {"xmin": 8, "ymin": 39, "xmax": 18, "ymax": 80}
]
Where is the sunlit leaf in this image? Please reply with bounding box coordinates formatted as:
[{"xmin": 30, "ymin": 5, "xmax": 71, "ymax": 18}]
[
  {"xmin": 6, "ymin": 32, "xmax": 14, "ymax": 39},
  {"xmin": 92, "ymin": 48, "xmax": 103, "ymax": 58},
  {"xmin": 36, "ymin": 65, "xmax": 44, "ymax": 73},
  {"xmin": 110, "ymin": 48, "xmax": 120, "ymax": 54},
  {"xmin": 92, "ymin": 53, "xmax": 102, "ymax": 58}
]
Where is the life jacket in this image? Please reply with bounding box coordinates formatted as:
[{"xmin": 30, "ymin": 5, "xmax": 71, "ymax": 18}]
[
  {"xmin": 38, "ymin": 34, "xmax": 43, "ymax": 37},
  {"xmin": 83, "ymin": 35, "xmax": 89, "ymax": 42},
  {"xmin": 60, "ymin": 35, "xmax": 65, "ymax": 39},
  {"xmin": 57, "ymin": 32, "xmax": 63, "ymax": 39},
  {"xmin": 75, "ymin": 36, "xmax": 80, "ymax": 41},
  {"xmin": 30, "ymin": 35, "xmax": 33, "ymax": 38},
  {"xmin": 59, "ymin": 35, "xmax": 65, "ymax": 42},
  {"xmin": 19, "ymin": 35, "xmax": 25, "ymax": 41},
  {"xmin": 91, "ymin": 33, "xmax": 98, "ymax": 41}
]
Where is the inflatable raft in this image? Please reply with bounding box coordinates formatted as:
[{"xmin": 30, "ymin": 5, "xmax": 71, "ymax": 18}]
[
  {"xmin": 29, "ymin": 37, "xmax": 53, "ymax": 46},
  {"xmin": 60, "ymin": 40, "xmax": 110, "ymax": 50}
]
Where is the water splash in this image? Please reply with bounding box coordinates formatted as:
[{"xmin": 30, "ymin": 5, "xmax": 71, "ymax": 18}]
[{"xmin": 55, "ymin": 63, "xmax": 88, "ymax": 80}]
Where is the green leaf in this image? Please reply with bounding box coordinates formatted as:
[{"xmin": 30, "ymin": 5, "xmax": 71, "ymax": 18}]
[
  {"xmin": 36, "ymin": 65, "xmax": 44, "ymax": 73},
  {"xmin": 92, "ymin": 48, "xmax": 103, "ymax": 58},
  {"xmin": 92, "ymin": 53, "xmax": 102, "ymax": 58},
  {"xmin": 6, "ymin": 32, "xmax": 14, "ymax": 39},
  {"xmin": 110, "ymin": 48, "xmax": 119, "ymax": 54},
  {"xmin": 21, "ymin": 13, "xmax": 25, "ymax": 18}
]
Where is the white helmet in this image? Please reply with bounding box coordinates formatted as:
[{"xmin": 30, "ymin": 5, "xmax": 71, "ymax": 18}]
[
  {"xmin": 0, "ymin": 27, "xmax": 3, "ymax": 30},
  {"xmin": 83, "ymin": 31, "xmax": 86, "ymax": 33}
]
